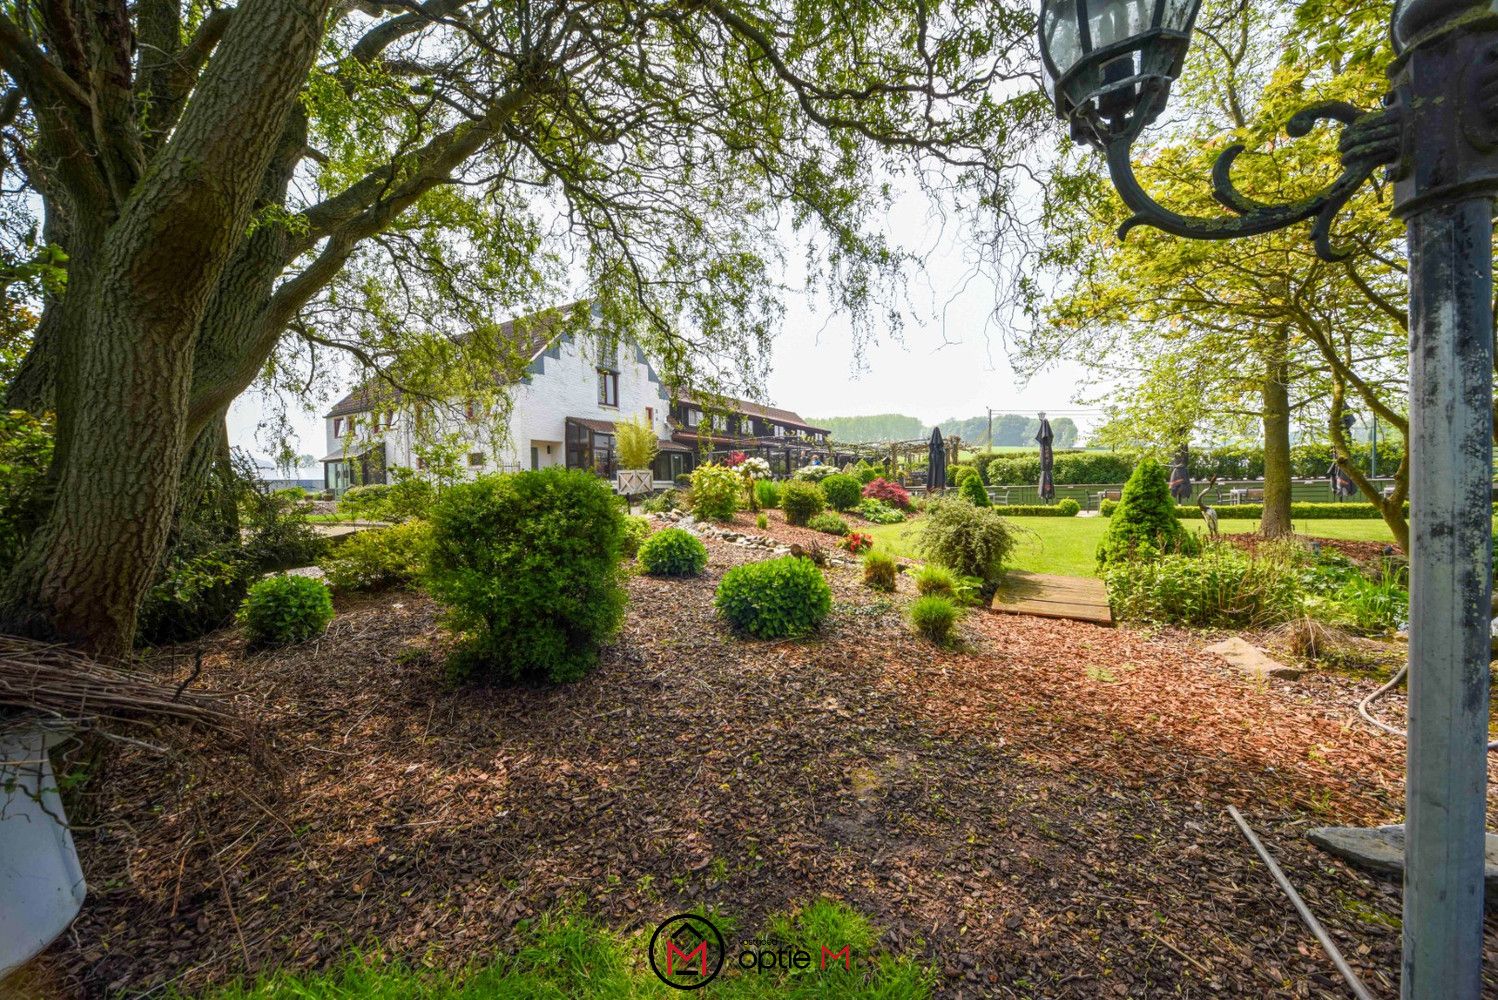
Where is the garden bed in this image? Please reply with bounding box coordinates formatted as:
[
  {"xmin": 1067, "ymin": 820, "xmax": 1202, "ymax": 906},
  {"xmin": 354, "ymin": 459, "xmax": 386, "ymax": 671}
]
[{"xmin": 30, "ymin": 534, "xmax": 1498, "ymax": 998}]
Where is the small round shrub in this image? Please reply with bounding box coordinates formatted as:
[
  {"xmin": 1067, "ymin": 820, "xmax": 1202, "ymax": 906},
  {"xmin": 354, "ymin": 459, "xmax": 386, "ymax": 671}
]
[
  {"xmin": 755, "ymin": 479, "xmax": 782, "ymax": 509},
  {"xmin": 853, "ymin": 463, "xmax": 882, "ymax": 485},
  {"xmin": 862, "ymin": 478, "xmax": 912, "ymax": 510},
  {"xmin": 715, "ymin": 555, "xmax": 832, "ymax": 638},
  {"xmin": 781, "ymin": 480, "xmax": 826, "ymax": 526},
  {"xmin": 690, "ymin": 463, "xmax": 742, "ymax": 522},
  {"xmin": 337, "ymin": 483, "xmax": 392, "ymax": 520},
  {"xmin": 909, "ymin": 595, "xmax": 960, "ymax": 645},
  {"xmin": 1056, "ymin": 498, "xmax": 1081, "ymax": 516},
  {"xmin": 319, "ymin": 520, "xmax": 431, "ymax": 591},
  {"xmin": 863, "ymin": 550, "xmax": 897, "ymax": 592},
  {"xmin": 949, "ymin": 466, "xmax": 979, "ymax": 489},
  {"xmin": 958, "ymin": 475, "xmax": 990, "ymax": 507},
  {"xmin": 915, "ymin": 563, "xmax": 958, "ymax": 600},
  {"xmin": 426, "ymin": 468, "xmax": 627, "ymax": 683},
  {"xmin": 621, "ymin": 515, "xmax": 651, "ymax": 558},
  {"xmin": 756, "ymin": 513, "xmax": 769, "ymax": 530},
  {"xmin": 238, "ymin": 575, "xmax": 334, "ymax": 645},
  {"xmin": 854, "ymin": 498, "xmax": 904, "ymax": 524},
  {"xmin": 639, "ymin": 527, "xmax": 709, "ymax": 577},
  {"xmin": 819, "ymin": 473, "xmax": 861, "ymax": 511},
  {"xmin": 808, "ymin": 512, "xmax": 849, "ymax": 536},
  {"xmin": 641, "ymin": 489, "xmax": 680, "ymax": 514}
]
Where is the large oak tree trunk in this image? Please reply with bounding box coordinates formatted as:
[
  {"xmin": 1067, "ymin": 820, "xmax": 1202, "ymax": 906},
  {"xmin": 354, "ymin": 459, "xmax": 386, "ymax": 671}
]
[
  {"xmin": 0, "ymin": 0, "xmax": 331, "ymax": 654},
  {"xmin": 1260, "ymin": 332, "xmax": 1294, "ymax": 538}
]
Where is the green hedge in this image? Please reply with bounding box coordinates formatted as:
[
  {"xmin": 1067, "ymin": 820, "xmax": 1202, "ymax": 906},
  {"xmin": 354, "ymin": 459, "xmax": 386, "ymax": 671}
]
[
  {"xmin": 1098, "ymin": 499, "xmax": 1434, "ymax": 520},
  {"xmin": 979, "ymin": 442, "xmax": 1406, "ymax": 487},
  {"xmin": 990, "ymin": 502, "xmax": 1080, "ymax": 517}
]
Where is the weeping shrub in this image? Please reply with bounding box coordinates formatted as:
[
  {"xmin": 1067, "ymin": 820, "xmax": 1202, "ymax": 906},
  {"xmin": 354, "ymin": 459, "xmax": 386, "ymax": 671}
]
[
  {"xmin": 915, "ymin": 498, "xmax": 1017, "ymax": 592},
  {"xmin": 426, "ymin": 469, "xmax": 627, "ymax": 683},
  {"xmin": 862, "ymin": 478, "xmax": 911, "ymax": 509}
]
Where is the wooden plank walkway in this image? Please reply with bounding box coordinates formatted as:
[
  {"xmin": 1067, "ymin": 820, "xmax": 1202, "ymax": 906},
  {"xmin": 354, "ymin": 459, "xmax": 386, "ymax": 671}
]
[{"xmin": 990, "ymin": 570, "xmax": 1113, "ymax": 626}]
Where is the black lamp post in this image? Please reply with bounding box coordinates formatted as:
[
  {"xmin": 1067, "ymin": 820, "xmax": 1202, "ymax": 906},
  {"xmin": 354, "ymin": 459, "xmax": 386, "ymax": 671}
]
[{"xmin": 1039, "ymin": 1, "xmax": 1497, "ymax": 997}]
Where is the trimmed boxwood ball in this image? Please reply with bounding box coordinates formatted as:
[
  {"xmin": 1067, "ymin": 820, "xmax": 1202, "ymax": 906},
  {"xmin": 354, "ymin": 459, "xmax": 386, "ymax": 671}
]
[
  {"xmin": 948, "ymin": 465, "xmax": 979, "ymax": 488},
  {"xmin": 781, "ymin": 480, "xmax": 826, "ymax": 526},
  {"xmin": 639, "ymin": 527, "xmax": 709, "ymax": 577},
  {"xmin": 715, "ymin": 555, "xmax": 832, "ymax": 639},
  {"xmin": 238, "ymin": 575, "xmax": 334, "ymax": 645},
  {"xmin": 426, "ymin": 468, "xmax": 627, "ymax": 683},
  {"xmin": 1056, "ymin": 498, "xmax": 1081, "ymax": 516},
  {"xmin": 818, "ymin": 473, "xmax": 861, "ymax": 512}
]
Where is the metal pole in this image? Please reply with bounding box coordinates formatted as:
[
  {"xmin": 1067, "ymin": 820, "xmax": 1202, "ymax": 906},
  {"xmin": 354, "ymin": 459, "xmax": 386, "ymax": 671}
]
[{"xmin": 1400, "ymin": 195, "xmax": 1492, "ymax": 1000}]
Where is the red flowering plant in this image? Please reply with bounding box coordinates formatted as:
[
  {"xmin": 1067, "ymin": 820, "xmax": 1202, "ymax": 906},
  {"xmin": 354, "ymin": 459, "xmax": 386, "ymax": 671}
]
[
  {"xmin": 861, "ymin": 477, "xmax": 911, "ymax": 510},
  {"xmin": 842, "ymin": 532, "xmax": 874, "ymax": 554},
  {"xmin": 726, "ymin": 450, "xmax": 747, "ymax": 467}
]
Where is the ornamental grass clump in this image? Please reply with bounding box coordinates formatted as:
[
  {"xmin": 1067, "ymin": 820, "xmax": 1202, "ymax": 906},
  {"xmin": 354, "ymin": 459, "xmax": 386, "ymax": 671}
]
[
  {"xmin": 1102, "ymin": 544, "xmax": 1302, "ymax": 628},
  {"xmin": 818, "ymin": 473, "xmax": 861, "ymax": 512},
  {"xmin": 915, "ymin": 497, "xmax": 1018, "ymax": 593},
  {"xmin": 426, "ymin": 468, "xmax": 626, "ymax": 683},
  {"xmin": 909, "ymin": 595, "xmax": 960, "ymax": 645},
  {"xmin": 638, "ymin": 527, "xmax": 709, "ymax": 577},
  {"xmin": 1096, "ymin": 458, "xmax": 1199, "ymax": 566},
  {"xmin": 755, "ymin": 479, "xmax": 782, "ymax": 509},
  {"xmin": 238, "ymin": 575, "xmax": 334, "ymax": 646},
  {"xmin": 689, "ymin": 463, "xmax": 741, "ymax": 522},
  {"xmin": 715, "ymin": 555, "xmax": 832, "ymax": 639},
  {"xmin": 781, "ymin": 480, "xmax": 826, "ymax": 526},
  {"xmin": 863, "ymin": 550, "xmax": 897, "ymax": 592}
]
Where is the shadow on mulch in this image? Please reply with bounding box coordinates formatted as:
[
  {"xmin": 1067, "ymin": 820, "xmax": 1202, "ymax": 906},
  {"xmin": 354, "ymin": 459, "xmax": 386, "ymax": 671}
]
[{"xmin": 35, "ymin": 538, "xmax": 1498, "ymax": 998}]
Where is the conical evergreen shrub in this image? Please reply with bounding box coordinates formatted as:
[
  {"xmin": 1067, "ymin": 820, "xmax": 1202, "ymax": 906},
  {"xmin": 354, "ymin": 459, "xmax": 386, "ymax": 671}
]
[{"xmin": 1096, "ymin": 458, "xmax": 1200, "ymax": 566}]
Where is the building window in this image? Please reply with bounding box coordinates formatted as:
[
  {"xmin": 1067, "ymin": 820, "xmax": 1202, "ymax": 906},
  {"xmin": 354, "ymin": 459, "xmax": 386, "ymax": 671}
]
[
  {"xmin": 597, "ymin": 369, "xmax": 619, "ymax": 407},
  {"xmin": 598, "ymin": 333, "xmax": 619, "ymax": 370},
  {"xmin": 646, "ymin": 406, "xmax": 654, "ymax": 425},
  {"xmin": 333, "ymin": 417, "xmax": 343, "ymax": 437},
  {"xmin": 773, "ymin": 423, "xmax": 785, "ymax": 438},
  {"xmin": 468, "ymin": 452, "xmax": 484, "ymax": 467},
  {"xmin": 685, "ymin": 407, "xmax": 702, "ymax": 428}
]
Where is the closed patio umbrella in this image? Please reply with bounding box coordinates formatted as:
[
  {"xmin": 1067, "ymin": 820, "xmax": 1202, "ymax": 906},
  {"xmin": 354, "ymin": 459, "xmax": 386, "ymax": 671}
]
[
  {"xmin": 928, "ymin": 427, "xmax": 947, "ymax": 492},
  {"xmin": 1169, "ymin": 446, "xmax": 1192, "ymax": 503},
  {"xmin": 1036, "ymin": 415, "xmax": 1055, "ymax": 502}
]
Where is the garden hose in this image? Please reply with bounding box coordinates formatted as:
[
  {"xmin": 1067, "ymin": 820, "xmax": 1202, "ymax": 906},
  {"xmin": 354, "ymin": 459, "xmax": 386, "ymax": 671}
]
[{"xmin": 1357, "ymin": 663, "xmax": 1498, "ymax": 751}]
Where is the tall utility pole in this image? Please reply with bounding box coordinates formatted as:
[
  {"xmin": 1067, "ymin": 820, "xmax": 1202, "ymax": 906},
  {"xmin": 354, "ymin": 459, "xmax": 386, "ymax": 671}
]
[{"xmin": 986, "ymin": 407, "xmax": 993, "ymax": 450}]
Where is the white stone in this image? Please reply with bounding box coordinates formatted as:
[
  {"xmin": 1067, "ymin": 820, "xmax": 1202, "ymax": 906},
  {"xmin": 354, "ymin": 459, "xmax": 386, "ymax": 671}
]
[{"xmin": 1204, "ymin": 636, "xmax": 1304, "ymax": 681}]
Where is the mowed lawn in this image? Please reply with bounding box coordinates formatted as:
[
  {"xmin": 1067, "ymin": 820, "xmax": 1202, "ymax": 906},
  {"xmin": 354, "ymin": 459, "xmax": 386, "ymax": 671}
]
[{"xmin": 864, "ymin": 515, "xmax": 1431, "ymax": 577}]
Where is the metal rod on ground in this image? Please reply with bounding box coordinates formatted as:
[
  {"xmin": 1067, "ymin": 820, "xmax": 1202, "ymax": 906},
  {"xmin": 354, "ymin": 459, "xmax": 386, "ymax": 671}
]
[{"xmin": 1226, "ymin": 805, "xmax": 1378, "ymax": 1000}]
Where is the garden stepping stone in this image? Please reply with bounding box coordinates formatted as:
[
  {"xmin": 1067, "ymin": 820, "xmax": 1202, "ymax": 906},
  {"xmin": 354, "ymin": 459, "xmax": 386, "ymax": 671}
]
[
  {"xmin": 1203, "ymin": 637, "xmax": 1303, "ymax": 681},
  {"xmin": 1307, "ymin": 824, "xmax": 1498, "ymax": 893}
]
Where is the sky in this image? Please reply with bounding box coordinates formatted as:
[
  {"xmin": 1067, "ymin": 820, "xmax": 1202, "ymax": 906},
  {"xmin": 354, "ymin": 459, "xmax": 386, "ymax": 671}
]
[{"xmin": 227, "ymin": 183, "xmax": 1106, "ymax": 469}]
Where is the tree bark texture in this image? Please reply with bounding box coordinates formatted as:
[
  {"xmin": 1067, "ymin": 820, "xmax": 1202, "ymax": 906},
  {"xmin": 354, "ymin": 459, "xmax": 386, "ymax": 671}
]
[{"xmin": 1260, "ymin": 330, "xmax": 1294, "ymax": 538}]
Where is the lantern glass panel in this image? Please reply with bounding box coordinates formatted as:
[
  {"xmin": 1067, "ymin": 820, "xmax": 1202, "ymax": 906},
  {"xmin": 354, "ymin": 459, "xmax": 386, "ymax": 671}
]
[
  {"xmin": 1041, "ymin": 0, "xmax": 1083, "ymax": 77},
  {"xmin": 1159, "ymin": 0, "xmax": 1198, "ymax": 32},
  {"xmin": 1089, "ymin": 0, "xmax": 1152, "ymax": 52}
]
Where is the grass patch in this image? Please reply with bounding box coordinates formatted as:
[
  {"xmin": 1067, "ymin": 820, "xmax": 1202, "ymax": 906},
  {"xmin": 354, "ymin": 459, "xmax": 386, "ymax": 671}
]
[
  {"xmin": 862, "ymin": 517, "xmax": 1470, "ymax": 578},
  {"xmin": 190, "ymin": 900, "xmax": 932, "ymax": 999}
]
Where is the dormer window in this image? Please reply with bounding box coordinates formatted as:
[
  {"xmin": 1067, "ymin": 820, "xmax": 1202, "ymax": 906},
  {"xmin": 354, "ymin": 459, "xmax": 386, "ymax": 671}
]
[{"xmin": 333, "ymin": 417, "xmax": 343, "ymax": 437}]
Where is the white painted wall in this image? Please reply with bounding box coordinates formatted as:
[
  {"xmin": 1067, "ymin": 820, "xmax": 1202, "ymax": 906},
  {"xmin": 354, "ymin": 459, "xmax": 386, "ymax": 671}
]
[{"xmin": 322, "ymin": 317, "xmax": 672, "ymax": 486}]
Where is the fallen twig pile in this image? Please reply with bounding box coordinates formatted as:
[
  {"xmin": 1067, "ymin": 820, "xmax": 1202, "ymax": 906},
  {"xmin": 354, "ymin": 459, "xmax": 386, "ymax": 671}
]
[{"xmin": 0, "ymin": 635, "xmax": 239, "ymax": 734}]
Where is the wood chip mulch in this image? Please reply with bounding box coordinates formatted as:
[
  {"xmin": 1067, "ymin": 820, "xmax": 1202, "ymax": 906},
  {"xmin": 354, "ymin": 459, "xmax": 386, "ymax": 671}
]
[{"xmin": 34, "ymin": 535, "xmax": 1498, "ymax": 999}]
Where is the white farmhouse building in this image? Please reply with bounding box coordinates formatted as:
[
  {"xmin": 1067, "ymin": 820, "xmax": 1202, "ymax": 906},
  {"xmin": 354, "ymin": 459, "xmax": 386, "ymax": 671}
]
[{"xmin": 320, "ymin": 302, "xmax": 835, "ymax": 493}]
